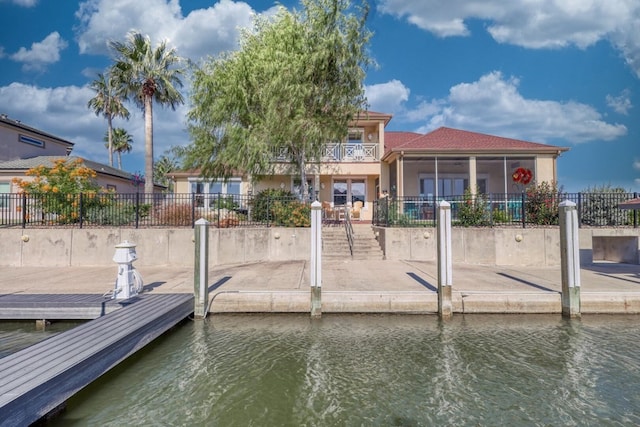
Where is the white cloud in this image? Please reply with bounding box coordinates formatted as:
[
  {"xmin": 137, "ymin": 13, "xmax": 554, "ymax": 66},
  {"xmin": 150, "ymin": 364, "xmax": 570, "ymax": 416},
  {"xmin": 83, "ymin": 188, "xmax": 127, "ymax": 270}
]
[
  {"xmin": 10, "ymin": 32, "xmax": 68, "ymax": 71},
  {"xmin": 385, "ymin": 71, "xmax": 626, "ymax": 144},
  {"xmin": 378, "ymin": 0, "xmax": 640, "ymax": 77},
  {"xmin": 0, "ymin": 82, "xmax": 191, "ymax": 169},
  {"xmin": 1, "ymin": 0, "xmax": 38, "ymax": 6},
  {"xmin": 75, "ymin": 0, "xmax": 263, "ymax": 62},
  {"xmin": 606, "ymin": 89, "xmax": 632, "ymax": 115},
  {"xmin": 634, "ymin": 159, "xmax": 640, "ymax": 170},
  {"xmin": 365, "ymin": 80, "xmax": 410, "ymax": 114}
]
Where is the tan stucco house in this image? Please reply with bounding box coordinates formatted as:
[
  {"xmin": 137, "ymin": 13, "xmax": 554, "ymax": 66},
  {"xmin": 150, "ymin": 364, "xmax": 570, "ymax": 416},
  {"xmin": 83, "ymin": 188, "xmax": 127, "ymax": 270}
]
[{"xmin": 171, "ymin": 111, "xmax": 569, "ymax": 222}]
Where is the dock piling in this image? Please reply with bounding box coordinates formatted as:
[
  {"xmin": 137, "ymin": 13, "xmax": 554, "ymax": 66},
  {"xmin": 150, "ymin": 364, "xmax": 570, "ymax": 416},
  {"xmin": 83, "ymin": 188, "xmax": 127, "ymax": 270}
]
[
  {"xmin": 194, "ymin": 218, "xmax": 209, "ymax": 319},
  {"xmin": 437, "ymin": 201, "xmax": 453, "ymax": 319},
  {"xmin": 310, "ymin": 201, "xmax": 322, "ymax": 317},
  {"xmin": 559, "ymin": 200, "xmax": 581, "ymax": 318}
]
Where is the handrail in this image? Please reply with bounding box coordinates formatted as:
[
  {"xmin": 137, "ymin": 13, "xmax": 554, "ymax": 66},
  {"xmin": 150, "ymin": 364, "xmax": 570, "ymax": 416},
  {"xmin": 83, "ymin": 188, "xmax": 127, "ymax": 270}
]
[{"xmin": 344, "ymin": 207, "xmax": 354, "ymax": 256}]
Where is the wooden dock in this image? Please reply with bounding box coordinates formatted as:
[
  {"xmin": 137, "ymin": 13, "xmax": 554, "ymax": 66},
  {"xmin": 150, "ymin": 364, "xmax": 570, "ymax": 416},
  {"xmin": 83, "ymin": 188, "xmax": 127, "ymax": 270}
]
[
  {"xmin": 0, "ymin": 293, "xmax": 126, "ymax": 320},
  {"xmin": 0, "ymin": 293, "xmax": 194, "ymax": 426}
]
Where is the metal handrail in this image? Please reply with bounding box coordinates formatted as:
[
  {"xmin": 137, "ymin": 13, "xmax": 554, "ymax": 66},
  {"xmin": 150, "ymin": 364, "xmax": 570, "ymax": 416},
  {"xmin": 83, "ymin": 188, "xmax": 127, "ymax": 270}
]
[{"xmin": 344, "ymin": 208, "xmax": 354, "ymax": 256}]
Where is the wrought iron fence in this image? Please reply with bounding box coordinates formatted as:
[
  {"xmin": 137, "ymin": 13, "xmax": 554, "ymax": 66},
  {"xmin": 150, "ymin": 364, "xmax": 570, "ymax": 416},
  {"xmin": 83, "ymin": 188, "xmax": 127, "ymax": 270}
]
[
  {"xmin": 0, "ymin": 192, "xmax": 311, "ymax": 229},
  {"xmin": 373, "ymin": 192, "xmax": 639, "ymax": 228},
  {"xmin": 1, "ymin": 191, "xmax": 637, "ymax": 229}
]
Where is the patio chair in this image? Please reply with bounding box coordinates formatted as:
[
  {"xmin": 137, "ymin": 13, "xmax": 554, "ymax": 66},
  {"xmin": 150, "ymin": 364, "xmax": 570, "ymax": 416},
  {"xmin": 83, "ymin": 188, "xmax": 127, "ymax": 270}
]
[
  {"xmin": 351, "ymin": 201, "xmax": 363, "ymax": 220},
  {"xmin": 322, "ymin": 201, "xmax": 334, "ymax": 221}
]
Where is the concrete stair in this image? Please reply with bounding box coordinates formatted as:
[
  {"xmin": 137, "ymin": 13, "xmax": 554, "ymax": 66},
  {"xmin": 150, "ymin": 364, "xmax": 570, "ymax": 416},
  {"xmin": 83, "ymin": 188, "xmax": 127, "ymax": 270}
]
[{"xmin": 322, "ymin": 223, "xmax": 384, "ymax": 261}]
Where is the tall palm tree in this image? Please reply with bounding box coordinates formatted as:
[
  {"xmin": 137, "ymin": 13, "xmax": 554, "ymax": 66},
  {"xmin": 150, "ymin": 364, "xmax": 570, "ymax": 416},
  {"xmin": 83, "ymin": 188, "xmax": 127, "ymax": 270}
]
[
  {"xmin": 104, "ymin": 128, "xmax": 133, "ymax": 169},
  {"xmin": 108, "ymin": 31, "xmax": 185, "ymax": 194},
  {"xmin": 87, "ymin": 72, "xmax": 130, "ymax": 167},
  {"xmin": 153, "ymin": 154, "xmax": 179, "ymax": 192}
]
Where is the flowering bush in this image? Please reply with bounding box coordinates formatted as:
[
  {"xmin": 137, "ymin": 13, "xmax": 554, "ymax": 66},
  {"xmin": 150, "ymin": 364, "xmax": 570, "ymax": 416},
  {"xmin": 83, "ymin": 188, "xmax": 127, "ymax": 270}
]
[
  {"xmin": 12, "ymin": 159, "xmax": 105, "ymax": 224},
  {"xmin": 525, "ymin": 181, "xmax": 561, "ymax": 225}
]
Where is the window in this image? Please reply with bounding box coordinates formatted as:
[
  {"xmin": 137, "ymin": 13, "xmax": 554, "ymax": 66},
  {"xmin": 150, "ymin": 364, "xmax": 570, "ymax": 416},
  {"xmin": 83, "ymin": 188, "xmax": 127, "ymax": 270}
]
[
  {"xmin": 189, "ymin": 179, "xmax": 241, "ymax": 208},
  {"xmin": 333, "ymin": 179, "xmax": 365, "ymax": 206},
  {"xmin": 19, "ymin": 134, "xmax": 45, "ymax": 148},
  {"xmin": 419, "ymin": 176, "xmax": 487, "ymax": 198},
  {"xmin": 0, "ymin": 182, "xmax": 9, "ymax": 209}
]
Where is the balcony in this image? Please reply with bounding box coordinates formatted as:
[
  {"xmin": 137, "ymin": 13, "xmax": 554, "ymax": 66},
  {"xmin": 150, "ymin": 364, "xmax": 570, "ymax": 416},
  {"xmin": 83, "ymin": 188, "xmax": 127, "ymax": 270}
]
[{"xmin": 272, "ymin": 142, "xmax": 379, "ymax": 163}]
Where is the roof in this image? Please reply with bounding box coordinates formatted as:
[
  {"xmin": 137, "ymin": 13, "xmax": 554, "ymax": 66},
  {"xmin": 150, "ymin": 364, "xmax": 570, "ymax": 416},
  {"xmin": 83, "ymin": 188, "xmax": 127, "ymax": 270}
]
[
  {"xmin": 383, "ymin": 127, "xmax": 569, "ymax": 160},
  {"xmin": 0, "ymin": 115, "xmax": 74, "ymax": 148},
  {"xmin": 384, "ymin": 131, "xmax": 422, "ymax": 154},
  {"xmin": 0, "ymin": 156, "xmax": 134, "ymax": 181}
]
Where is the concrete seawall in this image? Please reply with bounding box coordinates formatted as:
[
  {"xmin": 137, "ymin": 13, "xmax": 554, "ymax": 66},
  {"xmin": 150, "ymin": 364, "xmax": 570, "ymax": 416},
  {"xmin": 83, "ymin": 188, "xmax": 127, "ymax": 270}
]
[{"xmin": 0, "ymin": 226, "xmax": 638, "ymax": 268}]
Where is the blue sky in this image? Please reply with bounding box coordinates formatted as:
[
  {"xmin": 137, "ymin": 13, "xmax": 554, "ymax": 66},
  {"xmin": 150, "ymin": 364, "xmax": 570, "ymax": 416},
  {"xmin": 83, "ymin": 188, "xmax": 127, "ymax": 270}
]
[{"xmin": 0, "ymin": 0, "xmax": 638, "ymax": 193}]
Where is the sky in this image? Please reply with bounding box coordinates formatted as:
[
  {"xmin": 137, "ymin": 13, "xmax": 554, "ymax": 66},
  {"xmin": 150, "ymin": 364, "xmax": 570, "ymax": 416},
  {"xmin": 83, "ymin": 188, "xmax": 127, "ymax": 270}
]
[{"xmin": 0, "ymin": 0, "xmax": 639, "ymax": 193}]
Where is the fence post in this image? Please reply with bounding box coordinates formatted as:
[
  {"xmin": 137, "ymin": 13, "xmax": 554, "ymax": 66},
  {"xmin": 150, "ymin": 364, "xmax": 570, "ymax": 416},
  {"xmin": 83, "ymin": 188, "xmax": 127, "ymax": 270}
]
[
  {"xmin": 577, "ymin": 192, "xmax": 582, "ymax": 228},
  {"xmin": 559, "ymin": 200, "xmax": 581, "ymax": 318},
  {"xmin": 79, "ymin": 193, "xmax": 84, "ymax": 229},
  {"xmin": 310, "ymin": 200, "xmax": 322, "ymax": 317},
  {"xmin": 635, "ymin": 192, "xmax": 638, "ymax": 229},
  {"xmin": 135, "ymin": 192, "xmax": 140, "ymax": 229},
  {"xmin": 21, "ymin": 192, "xmax": 27, "ymax": 229},
  {"xmin": 193, "ymin": 218, "xmax": 210, "ymax": 319},
  {"xmin": 191, "ymin": 193, "xmax": 196, "ymax": 228},
  {"xmin": 437, "ymin": 200, "xmax": 453, "ymax": 319},
  {"xmin": 521, "ymin": 192, "xmax": 526, "ymax": 229}
]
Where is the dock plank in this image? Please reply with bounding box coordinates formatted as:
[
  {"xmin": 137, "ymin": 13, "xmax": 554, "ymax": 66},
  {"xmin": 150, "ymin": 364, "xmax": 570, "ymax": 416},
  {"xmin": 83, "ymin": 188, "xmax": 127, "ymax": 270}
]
[
  {"xmin": 0, "ymin": 293, "xmax": 125, "ymax": 319},
  {"xmin": 0, "ymin": 293, "xmax": 194, "ymax": 426}
]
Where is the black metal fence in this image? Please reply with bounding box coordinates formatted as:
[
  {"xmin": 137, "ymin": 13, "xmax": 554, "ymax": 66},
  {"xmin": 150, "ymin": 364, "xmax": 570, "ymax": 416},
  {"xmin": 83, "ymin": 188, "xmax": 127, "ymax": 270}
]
[
  {"xmin": 373, "ymin": 192, "xmax": 639, "ymax": 228},
  {"xmin": 0, "ymin": 192, "xmax": 311, "ymax": 229},
  {"xmin": 1, "ymin": 191, "xmax": 638, "ymax": 229}
]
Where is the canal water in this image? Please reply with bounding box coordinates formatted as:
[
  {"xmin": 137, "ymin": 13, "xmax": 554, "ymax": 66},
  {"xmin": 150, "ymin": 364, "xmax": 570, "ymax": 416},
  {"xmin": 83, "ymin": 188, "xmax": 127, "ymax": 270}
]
[{"xmin": 40, "ymin": 314, "xmax": 640, "ymax": 426}]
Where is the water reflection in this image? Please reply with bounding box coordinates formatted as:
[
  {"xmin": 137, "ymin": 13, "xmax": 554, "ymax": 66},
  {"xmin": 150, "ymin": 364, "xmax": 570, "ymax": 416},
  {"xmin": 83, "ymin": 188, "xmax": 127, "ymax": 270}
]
[{"xmin": 51, "ymin": 314, "xmax": 640, "ymax": 426}]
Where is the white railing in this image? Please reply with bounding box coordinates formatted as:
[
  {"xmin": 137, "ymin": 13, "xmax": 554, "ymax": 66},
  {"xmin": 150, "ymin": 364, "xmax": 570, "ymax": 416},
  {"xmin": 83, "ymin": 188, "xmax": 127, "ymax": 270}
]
[{"xmin": 321, "ymin": 142, "xmax": 378, "ymax": 162}]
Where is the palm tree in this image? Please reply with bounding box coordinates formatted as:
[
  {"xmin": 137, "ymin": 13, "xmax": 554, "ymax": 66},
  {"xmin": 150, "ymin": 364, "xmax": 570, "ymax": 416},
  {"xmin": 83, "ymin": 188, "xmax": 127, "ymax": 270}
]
[
  {"xmin": 153, "ymin": 154, "xmax": 180, "ymax": 192},
  {"xmin": 87, "ymin": 72, "xmax": 130, "ymax": 167},
  {"xmin": 104, "ymin": 128, "xmax": 133, "ymax": 169},
  {"xmin": 108, "ymin": 31, "xmax": 185, "ymax": 194}
]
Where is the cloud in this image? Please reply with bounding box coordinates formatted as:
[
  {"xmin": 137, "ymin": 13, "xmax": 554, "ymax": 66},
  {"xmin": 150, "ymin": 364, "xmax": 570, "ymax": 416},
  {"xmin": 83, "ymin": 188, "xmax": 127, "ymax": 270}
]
[
  {"xmin": 634, "ymin": 159, "xmax": 640, "ymax": 171},
  {"xmin": 381, "ymin": 71, "xmax": 626, "ymax": 144},
  {"xmin": 1, "ymin": 0, "xmax": 38, "ymax": 6},
  {"xmin": 378, "ymin": 0, "xmax": 640, "ymax": 77},
  {"xmin": 75, "ymin": 0, "xmax": 264, "ymax": 62},
  {"xmin": 365, "ymin": 80, "xmax": 410, "ymax": 114},
  {"xmin": 606, "ymin": 89, "xmax": 632, "ymax": 115},
  {"xmin": 9, "ymin": 32, "xmax": 68, "ymax": 71},
  {"xmin": 0, "ymin": 82, "xmax": 190, "ymax": 167}
]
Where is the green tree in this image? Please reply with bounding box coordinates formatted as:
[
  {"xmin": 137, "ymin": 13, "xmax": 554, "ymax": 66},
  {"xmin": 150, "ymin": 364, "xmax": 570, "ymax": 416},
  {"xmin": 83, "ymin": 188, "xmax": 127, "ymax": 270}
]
[
  {"xmin": 109, "ymin": 31, "xmax": 186, "ymax": 194},
  {"xmin": 87, "ymin": 72, "xmax": 130, "ymax": 167},
  {"xmin": 153, "ymin": 150, "xmax": 181, "ymax": 192},
  {"xmin": 186, "ymin": 0, "xmax": 372, "ymax": 200},
  {"xmin": 104, "ymin": 127, "xmax": 133, "ymax": 169}
]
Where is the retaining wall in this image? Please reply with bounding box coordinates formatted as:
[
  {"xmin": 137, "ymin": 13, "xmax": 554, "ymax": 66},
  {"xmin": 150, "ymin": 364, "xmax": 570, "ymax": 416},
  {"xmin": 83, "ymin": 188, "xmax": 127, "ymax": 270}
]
[{"xmin": 1, "ymin": 227, "xmax": 638, "ymax": 267}]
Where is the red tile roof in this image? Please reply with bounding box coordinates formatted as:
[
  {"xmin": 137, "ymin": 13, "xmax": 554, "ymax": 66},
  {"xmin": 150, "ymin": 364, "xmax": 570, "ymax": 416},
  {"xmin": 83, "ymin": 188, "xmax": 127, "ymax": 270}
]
[
  {"xmin": 384, "ymin": 131, "xmax": 422, "ymax": 153},
  {"xmin": 387, "ymin": 127, "xmax": 568, "ymax": 156}
]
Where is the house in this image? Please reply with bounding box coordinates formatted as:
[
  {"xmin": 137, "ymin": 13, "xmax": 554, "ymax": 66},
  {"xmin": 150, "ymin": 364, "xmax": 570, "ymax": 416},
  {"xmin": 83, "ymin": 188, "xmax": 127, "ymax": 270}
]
[
  {"xmin": 0, "ymin": 115, "xmax": 152, "ymax": 196},
  {"xmin": 171, "ymin": 111, "xmax": 569, "ymax": 222}
]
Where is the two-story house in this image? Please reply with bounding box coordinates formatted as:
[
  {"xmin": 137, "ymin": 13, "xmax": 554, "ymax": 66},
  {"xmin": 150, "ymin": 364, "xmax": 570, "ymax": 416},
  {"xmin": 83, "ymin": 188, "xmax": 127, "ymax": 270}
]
[{"xmin": 172, "ymin": 111, "xmax": 569, "ymax": 222}]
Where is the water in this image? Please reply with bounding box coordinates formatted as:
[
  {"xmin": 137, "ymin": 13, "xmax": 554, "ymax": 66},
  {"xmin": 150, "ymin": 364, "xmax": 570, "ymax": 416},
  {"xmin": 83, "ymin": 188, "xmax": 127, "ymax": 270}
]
[
  {"xmin": 44, "ymin": 314, "xmax": 640, "ymax": 426},
  {"xmin": 0, "ymin": 321, "xmax": 81, "ymax": 358}
]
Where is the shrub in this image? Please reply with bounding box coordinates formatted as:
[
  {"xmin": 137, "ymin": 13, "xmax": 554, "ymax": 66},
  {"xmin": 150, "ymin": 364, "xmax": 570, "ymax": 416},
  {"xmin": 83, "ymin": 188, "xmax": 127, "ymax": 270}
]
[
  {"xmin": 155, "ymin": 203, "xmax": 193, "ymax": 226},
  {"xmin": 580, "ymin": 185, "xmax": 633, "ymax": 226},
  {"xmin": 250, "ymin": 188, "xmax": 309, "ymax": 226},
  {"xmin": 456, "ymin": 188, "xmax": 490, "ymax": 226},
  {"xmin": 525, "ymin": 181, "xmax": 561, "ymax": 225}
]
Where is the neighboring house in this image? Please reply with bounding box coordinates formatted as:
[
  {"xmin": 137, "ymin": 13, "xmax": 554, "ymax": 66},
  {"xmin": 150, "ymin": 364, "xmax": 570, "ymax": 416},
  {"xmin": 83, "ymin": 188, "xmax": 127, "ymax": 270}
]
[
  {"xmin": 0, "ymin": 115, "xmax": 154, "ymax": 199},
  {"xmin": 172, "ymin": 111, "xmax": 569, "ymax": 222}
]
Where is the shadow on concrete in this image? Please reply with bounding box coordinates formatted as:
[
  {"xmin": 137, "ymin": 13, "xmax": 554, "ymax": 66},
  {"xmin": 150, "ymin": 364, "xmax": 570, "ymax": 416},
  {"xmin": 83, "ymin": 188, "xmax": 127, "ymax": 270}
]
[
  {"xmin": 496, "ymin": 273, "xmax": 557, "ymax": 293},
  {"xmin": 143, "ymin": 281, "xmax": 166, "ymax": 292},
  {"xmin": 209, "ymin": 276, "xmax": 232, "ymax": 292},
  {"xmin": 406, "ymin": 272, "xmax": 437, "ymax": 292},
  {"xmin": 581, "ymin": 262, "xmax": 640, "ymax": 285}
]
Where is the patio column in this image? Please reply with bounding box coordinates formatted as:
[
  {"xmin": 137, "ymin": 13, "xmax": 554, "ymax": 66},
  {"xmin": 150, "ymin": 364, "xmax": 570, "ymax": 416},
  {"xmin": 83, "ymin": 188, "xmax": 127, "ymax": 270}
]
[
  {"xmin": 559, "ymin": 200, "xmax": 581, "ymax": 318},
  {"xmin": 397, "ymin": 152, "xmax": 404, "ymax": 198},
  {"xmin": 468, "ymin": 156, "xmax": 477, "ymax": 196}
]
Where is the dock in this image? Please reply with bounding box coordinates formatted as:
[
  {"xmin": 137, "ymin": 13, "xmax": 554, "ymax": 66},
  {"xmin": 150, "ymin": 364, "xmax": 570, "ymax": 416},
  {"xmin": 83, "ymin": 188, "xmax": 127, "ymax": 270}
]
[{"xmin": 0, "ymin": 293, "xmax": 193, "ymax": 426}]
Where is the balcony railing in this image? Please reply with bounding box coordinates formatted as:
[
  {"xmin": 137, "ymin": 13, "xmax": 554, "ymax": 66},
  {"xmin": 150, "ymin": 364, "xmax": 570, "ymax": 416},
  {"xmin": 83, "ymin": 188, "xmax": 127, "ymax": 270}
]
[{"xmin": 272, "ymin": 142, "xmax": 379, "ymax": 163}]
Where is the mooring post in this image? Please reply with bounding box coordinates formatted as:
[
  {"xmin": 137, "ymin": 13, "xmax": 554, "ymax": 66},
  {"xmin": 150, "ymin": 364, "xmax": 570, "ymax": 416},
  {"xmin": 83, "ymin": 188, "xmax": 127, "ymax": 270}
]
[
  {"xmin": 194, "ymin": 218, "xmax": 209, "ymax": 319},
  {"xmin": 310, "ymin": 200, "xmax": 322, "ymax": 317},
  {"xmin": 437, "ymin": 200, "xmax": 453, "ymax": 318},
  {"xmin": 559, "ymin": 200, "xmax": 581, "ymax": 318}
]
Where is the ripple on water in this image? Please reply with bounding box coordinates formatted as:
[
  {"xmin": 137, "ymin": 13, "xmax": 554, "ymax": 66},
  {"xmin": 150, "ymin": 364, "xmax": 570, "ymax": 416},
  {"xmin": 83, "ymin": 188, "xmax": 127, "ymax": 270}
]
[{"xmin": 49, "ymin": 314, "xmax": 640, "ymax": 426}]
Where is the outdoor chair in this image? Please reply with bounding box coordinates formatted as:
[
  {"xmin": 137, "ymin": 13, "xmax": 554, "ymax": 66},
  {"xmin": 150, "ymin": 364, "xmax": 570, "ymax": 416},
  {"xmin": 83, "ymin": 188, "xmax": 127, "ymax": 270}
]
[{"xmin": 351, "ymin": 201, "xmax": 363, "ymax": 220}]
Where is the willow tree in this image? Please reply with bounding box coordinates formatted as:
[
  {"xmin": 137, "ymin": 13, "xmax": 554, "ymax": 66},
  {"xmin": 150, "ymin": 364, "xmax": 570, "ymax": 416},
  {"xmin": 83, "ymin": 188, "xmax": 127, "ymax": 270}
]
[
  {"xmin": 186, "ymin": 0, "xmax": 372, "ymax": 200},
  {"xmin": 109, "ymin": 31, "xmax": 185, "ymax": 194}
]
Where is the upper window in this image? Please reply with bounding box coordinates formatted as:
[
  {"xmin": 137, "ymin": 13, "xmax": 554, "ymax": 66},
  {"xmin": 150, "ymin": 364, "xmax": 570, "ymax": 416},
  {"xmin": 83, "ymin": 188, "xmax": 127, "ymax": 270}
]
[{"xmin": 19, "ymin": 134, "xmax": 45, "ymax": 148}]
